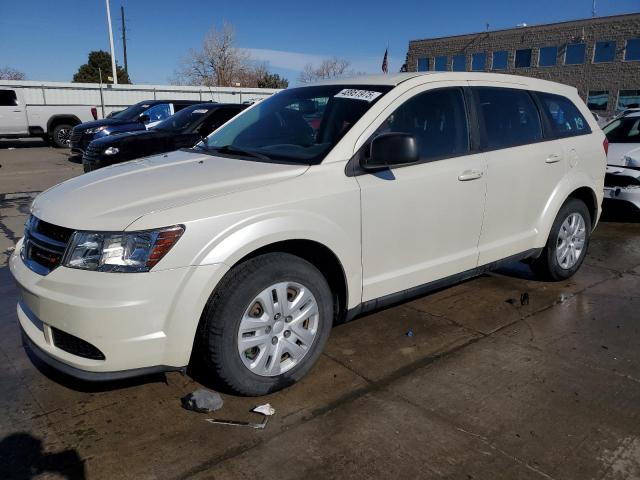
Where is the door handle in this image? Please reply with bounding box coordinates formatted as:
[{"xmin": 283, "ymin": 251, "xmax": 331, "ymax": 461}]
[
  {"xmin": 13, "ymin": 110, "xmax": 22, "ymax": 113},
  {"xmin": 545, "ymin": 153, "xmax": 562, "ymax": 164},
  {"xmin": 458, "ymin": 170, "xmax": 483, "ymax": 181}
]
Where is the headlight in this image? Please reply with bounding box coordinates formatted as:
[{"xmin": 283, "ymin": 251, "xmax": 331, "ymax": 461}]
[
  {"xmin": 85, "ymin": 126, "xmax": 109, "ymax": 135},
  {"xmin": 104, "ymin": 146, "xmax": 119, "ymax": 156},
  {"xmin": 62, "ymin": 225, "xmax": 184, "ymax": 272}
]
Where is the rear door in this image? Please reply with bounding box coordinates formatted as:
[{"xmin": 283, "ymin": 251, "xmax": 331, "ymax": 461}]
[
  {"xmin": 357, "ymin": 84, "xmax": 487, "ymax": 301},
  {"xmin": 471, "ymin": 85, "xmax": 565, "ymax": 265},
  {"xmin": 0, "ymin": 88, "xmax": 27, "ymax": 134}
]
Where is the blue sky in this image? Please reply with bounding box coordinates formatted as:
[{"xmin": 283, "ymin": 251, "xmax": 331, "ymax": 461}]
[{"xmin": 0, "ymin": 0, "xmax": 638, "ymax": 85}]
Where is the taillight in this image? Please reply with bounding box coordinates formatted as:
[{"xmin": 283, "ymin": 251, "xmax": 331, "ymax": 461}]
[
  {"xmin": 603, "ymin": 137, "xmax": 609, "ymax": 156},
  {"xmin": 91, "ymin": 107, "xmax": 98, "ymax": 120}
]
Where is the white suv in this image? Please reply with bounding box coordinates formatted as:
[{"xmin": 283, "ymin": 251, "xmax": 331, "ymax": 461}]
[{"xmin": 10, "ymin": 73, "xmax": 606, "ymax": 395}]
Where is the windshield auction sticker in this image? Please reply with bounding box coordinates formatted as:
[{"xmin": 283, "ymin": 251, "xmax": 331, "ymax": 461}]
[{"xmin": 334, "ymin": 89, "xmax": 382, "ymax": 102}]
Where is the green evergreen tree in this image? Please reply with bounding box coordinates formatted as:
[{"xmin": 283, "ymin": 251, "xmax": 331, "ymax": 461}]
[{"xmin": 72, "ymin": 51, "xmax": 131, "ymax": 84}]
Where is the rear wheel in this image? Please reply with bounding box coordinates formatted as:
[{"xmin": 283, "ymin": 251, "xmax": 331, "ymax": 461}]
[
  {"xmin": 531, "ymin": 198, "xmax": 591, "ymax": 281},
  {"xmin": 199, "ymin": 252, "xmax": 333, "ymax": 396},
  {"xmin": 50, "ymin": 124, "xmax": 73, "ymax": 148}
]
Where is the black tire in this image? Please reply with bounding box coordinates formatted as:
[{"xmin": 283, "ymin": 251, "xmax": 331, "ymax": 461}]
[
  {"xmin": 50, "ymin": 124, "xmax": 73, "ymax": 148},
  {"xmin": 531, "ymin": 198, "xmax": 592, "ymax": 281},
  {"xmin": 199, "ymin": 252, "xmax": 333, "ymax": 396}
]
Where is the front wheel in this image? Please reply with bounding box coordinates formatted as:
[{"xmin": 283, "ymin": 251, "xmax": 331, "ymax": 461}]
[
  {"xmin": 531, "ymin": 198, "xmax": 592, "ymax": 281},
  {"xmin": 199, "ymin": 253, "xmax": 333, "ymax": 396}
]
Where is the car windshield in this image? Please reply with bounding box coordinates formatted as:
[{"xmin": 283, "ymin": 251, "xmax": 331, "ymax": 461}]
[
  {"xmin": 155, "ymin": 104, "xmax": 212, "ymax": 131},
  {"xmin": 198, "ymin": 84, "xmax": 393, "ymax": 163},
  {"xmin": 604, "ymin": 117, "xmax": 640, "ymax": 143},
  {"xmin": 111, "ymin": 102, "xmax": 154, "ymax": 120}
]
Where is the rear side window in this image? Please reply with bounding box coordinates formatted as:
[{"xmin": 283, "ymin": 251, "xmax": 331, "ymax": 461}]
[
  {"xmin": 375, "ymin": 88, "xmax": 469, "ymax": 161},
  {"xmin": 474, "ymin": 87, "xmax": 542, "ymax": 150},
  {"xmin": 603, "ymin": 117, "xmax": 640, "ymax": 144},
  {"xmin": 536, "ymin": 92, "xmax": 590, "ymax": 138},
  {"xmin": 0, "ymin": 89, "xmax": 18, "ymax": 106}
]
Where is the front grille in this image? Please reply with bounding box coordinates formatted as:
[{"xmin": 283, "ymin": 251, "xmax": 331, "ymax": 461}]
[
  {"xmin": 22, "ymin": 216, "xmax": 74, "ymax": 275},
  {"xmin": 69, "ymin": 129, "xmax": 84, "ymax": 150},
  {"xmin": 51, "ymin": 327, "xmax": 106, "ymax": 360},
  {"xmin": 82, "ymin": 143, "xmax": 101, "ymax": 165}
]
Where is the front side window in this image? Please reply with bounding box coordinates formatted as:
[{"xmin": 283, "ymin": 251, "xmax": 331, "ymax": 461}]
[
  {"xmin": 374, "ymin": 88, "xmax": 469, "ymax": 161},
  {"xmin": 417, "ymin": 58, "xmax": 429, "ymax": 71},
  {"xmin": 617, "ymin": 90, "xmax": 640, "ymax": 111},
  {"xmin": 565, "ymin": 43, "xmax": 586, "ymax": 65},
  {"xmin": 593, "ymin": 41, "xmax": 616, "ymax": 63},
  {"xmin": 537, "ymin": 92, "xmax": 590, "ymax": 137},
  {"xmin": 515, "ymin": 49, "xmax": 532, "ymax": 68},
  {"xmin": 144, "ymin": 103, "xmax": 172, "ymax": 123},
  {"xmin": 625, "ymin": 38, "xmax": 640, "ymax": 61},
  {"xmin": 155, "ymin": 104, "xmax": 213, "ymax": 131},
  {"xmin": 452, "ymin": 55, "xmax": 466, "ymax": 71},
  {"xmin": 604, "ymin": 117, "xmax": 640, "ymax": 143},
  {"xmin": 202, "ymin": 85, "xmax": 391, "ymax": 164},
  {"xmin": 492, "ymin": 51, "xmax": 508, "ymax": 70},
  {"xmin": 474, "ymin": 87, "xmax": 542, "ymax": 149},
  {"xmin": 0, "ymin": 89, "xmax": 18, "ymax": 106},
  {"xmin": 587, "ymin": 90, "xmax": 609, "ymax": 111},
  {"xmin": 472, "ymin": 53, "xmax": 486, "ymax": 71},
  {"xmin": 539, "ymin": 46, "xmax": 558, "ymax": 67},
  {"xmin": 435, "ymin": 56, "xmax": 447, "ymax": 71}
]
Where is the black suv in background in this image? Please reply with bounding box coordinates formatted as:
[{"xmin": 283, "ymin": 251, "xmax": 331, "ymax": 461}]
[
  {"xmin": 82, "ymin": 103, "xmax": 247, "ymax": 172},
  {"xmin": 69, "ymin": 99, "xmax": 204, "ymax": 156}
]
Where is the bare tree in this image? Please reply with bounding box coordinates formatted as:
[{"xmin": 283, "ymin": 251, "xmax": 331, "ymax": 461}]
[
  {"xmin": 174, "ymin": 23, "xmax": 267, "ymax": 87},
  {"xmin": 0, "ymin": 66, "xmax": 26, "ymax": 80},
  {"xmin": 298, "ymin": 57, "xmax": 353, "ymax": 83}
]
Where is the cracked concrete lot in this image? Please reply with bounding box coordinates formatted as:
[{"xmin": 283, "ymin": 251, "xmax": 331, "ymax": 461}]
[{"xmin": 1, "ymin": 142, "xmax": 640, "ymax": 479}]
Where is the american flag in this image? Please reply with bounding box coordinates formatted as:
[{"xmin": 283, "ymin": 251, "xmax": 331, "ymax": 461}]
[{"xmin": 381, "ymin": 48, "xmax": 388, "ymax": 74}]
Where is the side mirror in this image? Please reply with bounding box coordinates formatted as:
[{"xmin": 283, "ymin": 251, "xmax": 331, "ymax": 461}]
[
  {"xmin": 138, "ymin": 114, "xmax": 150, "ymax": 124},
  {"xmin": 361, "ymin": 132, "xmax": 419, "ymax": 171}
]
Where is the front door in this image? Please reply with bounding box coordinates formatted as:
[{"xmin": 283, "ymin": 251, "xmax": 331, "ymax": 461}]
[{"xmin": 357, "ymin": 85, "xmax": 487, "ymax": 301}]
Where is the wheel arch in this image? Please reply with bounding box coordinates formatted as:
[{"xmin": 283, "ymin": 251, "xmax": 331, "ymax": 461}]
[
  {"xmin": 567, "ymin": 186, "xmax": 598, "ymax": 229},
  {"xmin": 46, "ymin": 114, "xmax": 81, "ymax": 134}
]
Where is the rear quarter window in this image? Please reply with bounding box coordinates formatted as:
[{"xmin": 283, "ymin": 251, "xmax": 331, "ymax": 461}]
[{"xmin": 536, "ymin": 92, "xmax": 591, "ymax": 138}]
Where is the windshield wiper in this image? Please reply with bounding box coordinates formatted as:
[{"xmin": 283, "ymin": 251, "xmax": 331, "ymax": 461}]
[{"xmin": 213, "ymin": 145, "xmax": 272, "ymax": 161}]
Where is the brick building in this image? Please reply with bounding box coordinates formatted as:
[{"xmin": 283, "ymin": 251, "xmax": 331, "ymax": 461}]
[{"xmin": 405, "ymin": 13, "xmax": 640, "ymax": 116}]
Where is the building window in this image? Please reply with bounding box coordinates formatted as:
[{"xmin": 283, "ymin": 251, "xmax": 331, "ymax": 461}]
[
  {"xmin": 565, "ymin": 43, "xmax": 586, "ymax": 65},
  {"xmin": 515, "ymin": 49, "xmax": 532, "ymax": 68},
  {"xmin": 539, "ymin": 46, "xmax": 558, "ymax": 67},
  {"xmin": 417, "ymin": 58, "xmax": 429, "ymax": 71},
  {"xmin": 587, "ymin": 90, "xmax": 608, "ymax": 111},
  {"xmin": 492, "ymin": 51, "xmax": 508, "ymax": 70},
  {"xmin": 435, "ymin": 56, "xmax": 447, "ymax": 71},
  {"xmin": 452, "ymin": 55, "xmax": 466, "ymax": 71},
  {"xmin": 472, "ymin": 53, "xmax": 486, "ymax": 71},
  {"xmin": 617, "ymin": 90, "xmax": 640, "ymax": 111},
  {"xmin": 593, "ymin": 41, "xmax": 616, "ymax": 63},
  {"xmin": 625, "ymin": 38, "xmax": 640, "ymax": 61}
]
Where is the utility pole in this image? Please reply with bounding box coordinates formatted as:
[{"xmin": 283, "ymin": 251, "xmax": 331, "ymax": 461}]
[
  {"xmin": 121, "ymin": 5, "xmax": 128, "ymax": 75},
  {"xmin": 592, "ymin": 0, "xmax": 596, "ymax": 17},
  {"xmin": 105, "ymin": 0, "xmax": 118, "ymax": 84}
]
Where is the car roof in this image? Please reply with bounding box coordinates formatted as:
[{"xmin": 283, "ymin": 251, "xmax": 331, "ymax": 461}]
[
  {"xmin": 308, "ymin": 72, "xmax": 576, "ymax": 94},
  {"xmin": 136, "ymin": 99, "xmax": 208, "ymax": 105}
]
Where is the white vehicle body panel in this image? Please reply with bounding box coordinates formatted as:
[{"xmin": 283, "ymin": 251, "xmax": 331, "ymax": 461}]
[{"xmin": 9, "ymin": 72, "xmax": 606, "ymax": 376}]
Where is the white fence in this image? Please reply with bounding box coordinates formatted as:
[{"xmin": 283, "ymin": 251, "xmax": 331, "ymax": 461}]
[{"xmin": 0, "ymin": 80, "xmax": 279, "ymax": 117}]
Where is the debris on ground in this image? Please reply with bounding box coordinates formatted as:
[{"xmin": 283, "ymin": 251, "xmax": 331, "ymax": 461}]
[
  {"xmin": 181, "ymin": 388, "xmax": 224, "ymax": 413},
  {"xmin": 206, "ymin": 403, "xmax": 276, "ymax": 430},
  {"xmin": 520, "ymin": 292, "xmax": 529, "ymax": 306},
  {"xmin": 406, "ymin": 328, "xmax": 414, "ymax": 337},
  {"xmin": 505, "ymin": 298, "xmax": 516, "ymax": 305}
]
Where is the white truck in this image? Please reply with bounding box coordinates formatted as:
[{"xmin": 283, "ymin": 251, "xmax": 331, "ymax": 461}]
[{"xmin": 0, "ymin": 80, "xmax": 278, "ymax": 148}]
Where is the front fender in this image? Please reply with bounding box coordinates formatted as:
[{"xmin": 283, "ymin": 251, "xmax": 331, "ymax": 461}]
[{"xmin": 195, "ymin": 210, "xmax": 362, "ymax": 309}]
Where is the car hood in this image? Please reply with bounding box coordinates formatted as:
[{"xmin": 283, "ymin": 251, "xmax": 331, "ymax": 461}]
[
  {"xmin": 32, "ymin": 150, "xmax": 309, "ymax": 231},
  {"xmin": 76, "ymin": 118, "xmax": 131, "ymax": 131},
  {"xmin": 90, "ymin": 129, "xmax": 167, "ymax": 147}
]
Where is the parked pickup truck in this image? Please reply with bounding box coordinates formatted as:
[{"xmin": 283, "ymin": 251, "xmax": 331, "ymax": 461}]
[{"xmin": 0, "ymin": 86, "xmax": 97, "ymax": 148}]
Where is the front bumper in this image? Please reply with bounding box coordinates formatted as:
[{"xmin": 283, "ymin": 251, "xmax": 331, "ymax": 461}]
[{"xmin": 9, "ymin": 239, "xmax": 229, "ymax": 379}]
